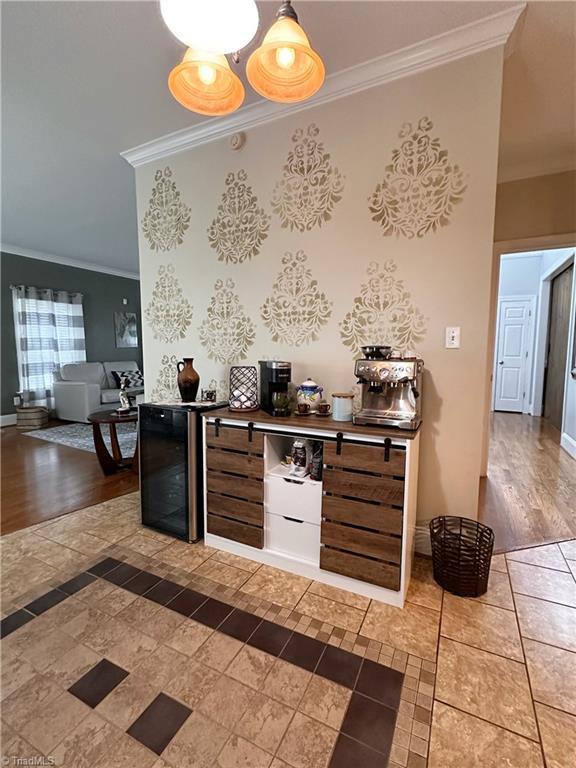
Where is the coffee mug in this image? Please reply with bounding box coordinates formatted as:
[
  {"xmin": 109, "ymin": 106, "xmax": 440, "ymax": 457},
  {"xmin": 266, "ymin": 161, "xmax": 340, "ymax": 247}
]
[
  {"xmin": 317, "ymin": 402, "xmax": 331, "ymax": 415},
  {"xmin": 297, "ymin": 402, "xmax": 311, "ymax": 414},
  {"xmin": 201, "ymin": 389, "xmax": 216, "ymax": 402}
]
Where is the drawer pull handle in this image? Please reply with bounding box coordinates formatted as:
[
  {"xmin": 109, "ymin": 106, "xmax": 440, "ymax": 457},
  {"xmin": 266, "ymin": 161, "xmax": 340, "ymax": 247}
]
[
  {"xmin": 283, "ymin": 516, "xmax": 304, "ymax": 524},
  {"xmin": 384, "ymin": 437, "xmax": 391, "ymax": 463},
  {"xmin": 214, "ymin": 418, "xmax": 221, "ymax": 437},
  {"xmin": 336, "ymin": 432, "xmax": 344, "ymax": 455},
  {"xmin": 248, "ymin": 422, "xmax": 254, "ymax": 442}
]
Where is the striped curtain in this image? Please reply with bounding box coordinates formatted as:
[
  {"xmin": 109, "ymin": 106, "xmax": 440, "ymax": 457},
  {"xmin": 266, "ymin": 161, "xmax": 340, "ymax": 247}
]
[{"xmin": 11, "ymin": 285, "xmax": 86, "ymax": 406}]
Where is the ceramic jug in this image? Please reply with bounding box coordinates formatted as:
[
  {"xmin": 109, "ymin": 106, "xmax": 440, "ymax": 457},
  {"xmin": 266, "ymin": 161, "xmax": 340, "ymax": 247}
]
[
  {"xmin": 297, "ymin": 377, "xmax": 323, "ymax": 412},
  {"xmin": 176, "ymin": 358, "xmax": 200, "ymax": 402}
]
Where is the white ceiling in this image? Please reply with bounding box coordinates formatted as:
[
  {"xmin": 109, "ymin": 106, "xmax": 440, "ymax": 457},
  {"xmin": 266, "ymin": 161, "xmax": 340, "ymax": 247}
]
[{"xmin": 2, "ymin": 1, "xmax": 574, "ymax": 274}]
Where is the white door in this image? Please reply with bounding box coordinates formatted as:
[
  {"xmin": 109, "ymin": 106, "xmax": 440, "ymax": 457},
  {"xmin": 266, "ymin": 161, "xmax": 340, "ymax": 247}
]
[{"xmin": 494, "ymin": 298, "xmax": 534, "ymax": 412}]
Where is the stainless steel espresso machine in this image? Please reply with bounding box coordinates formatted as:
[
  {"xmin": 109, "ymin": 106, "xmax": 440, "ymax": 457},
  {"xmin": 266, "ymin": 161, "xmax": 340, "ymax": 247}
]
[{"xmin": 353, "ymin": 347, "xmax": 423, "ymax": 430}]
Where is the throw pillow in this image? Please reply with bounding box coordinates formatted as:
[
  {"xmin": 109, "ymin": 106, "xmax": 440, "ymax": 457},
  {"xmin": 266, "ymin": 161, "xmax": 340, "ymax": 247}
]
[{"xmin": 112, "ymin": 370, "xmax": 144, "ymax": 388}]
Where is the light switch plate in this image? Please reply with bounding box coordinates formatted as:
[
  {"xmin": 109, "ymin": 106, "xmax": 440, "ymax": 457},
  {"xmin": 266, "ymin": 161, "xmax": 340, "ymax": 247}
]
[{"xmin": 445, "ymin": 326, "xmax": 461, "ymax": 348}]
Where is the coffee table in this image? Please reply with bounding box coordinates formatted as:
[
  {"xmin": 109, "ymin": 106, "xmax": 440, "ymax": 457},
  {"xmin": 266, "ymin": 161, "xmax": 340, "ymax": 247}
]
[{"xmin": 87, "ymin": 409, "xmax": 139, "ymax": 476}]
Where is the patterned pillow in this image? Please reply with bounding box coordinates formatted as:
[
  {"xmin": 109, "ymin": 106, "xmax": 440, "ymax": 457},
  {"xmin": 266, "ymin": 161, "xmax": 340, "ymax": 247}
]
[{"xmin": 112, "ymin": 370, "xmax": 144, "ymax": 389}]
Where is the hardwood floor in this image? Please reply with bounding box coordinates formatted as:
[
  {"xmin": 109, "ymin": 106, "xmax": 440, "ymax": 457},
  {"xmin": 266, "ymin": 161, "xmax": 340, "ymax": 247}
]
[
  {"xmin": 0, "ymin": 421, "xmax": 138, "ymax": 535},
  {"xmin": 479, "ymin": 412, "xmax": 576, "ymax": 553}
]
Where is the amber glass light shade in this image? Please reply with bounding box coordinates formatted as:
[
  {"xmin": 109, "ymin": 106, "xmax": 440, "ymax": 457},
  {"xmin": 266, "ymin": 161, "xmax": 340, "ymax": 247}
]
[
  {"xmin": 168, "ymin": 49, "xmax": 245, "ymax": 116},
  {"xmin": 246, "ymin": 17, "xmax": 325, "ymax": 103}
]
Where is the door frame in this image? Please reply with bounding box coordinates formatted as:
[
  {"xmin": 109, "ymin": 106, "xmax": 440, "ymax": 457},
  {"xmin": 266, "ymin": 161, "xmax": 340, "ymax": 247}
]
[
  {"xmin": 531, "ymin": 251, "xmax": 575, "ymax": 418},
  {"xmin": 492, "ymin": 294, "xmax": 536, "ymax": 413}
]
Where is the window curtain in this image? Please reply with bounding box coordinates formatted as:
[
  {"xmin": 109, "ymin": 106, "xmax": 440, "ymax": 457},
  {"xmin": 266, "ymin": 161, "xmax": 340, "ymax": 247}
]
[{"xmin": 11, "ymin": 285, "xmax": 86, "ymax": 407}]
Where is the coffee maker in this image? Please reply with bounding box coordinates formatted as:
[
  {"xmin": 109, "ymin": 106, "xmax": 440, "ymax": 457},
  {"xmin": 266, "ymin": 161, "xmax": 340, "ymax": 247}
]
[
  {"xmin": 353, "ymin": 352, "xmax": 423, "ymax": 430},
  {"xmin": 259, "ymin": 361, "xmax": 292, "ymax": 416}
]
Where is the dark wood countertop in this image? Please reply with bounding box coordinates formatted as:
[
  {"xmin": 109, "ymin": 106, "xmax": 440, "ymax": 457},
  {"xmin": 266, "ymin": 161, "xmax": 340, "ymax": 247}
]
[{"xmin": 203, "ymin": 407, "xmax": 420, "ymax": 441}]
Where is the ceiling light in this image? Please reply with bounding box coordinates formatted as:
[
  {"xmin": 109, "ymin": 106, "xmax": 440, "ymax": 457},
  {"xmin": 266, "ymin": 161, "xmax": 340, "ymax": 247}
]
[
  {"xmin": 160, "ymin": 0, "xmax": 259, "ymax": 54},
  {"xmin": 168, "ymin": 49, "xmax": 245, "ymax": 116},
  {"xmin": 246, "ymin": 1, "xmax": 324, "ymax": 103}
]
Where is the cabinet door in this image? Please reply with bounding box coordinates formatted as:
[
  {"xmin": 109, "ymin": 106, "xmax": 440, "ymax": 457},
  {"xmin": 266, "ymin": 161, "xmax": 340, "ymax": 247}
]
[
  {"xmin": 320, "ymin": 441, "xmax": 405, "ymax": 590},
  {"xmin": 206, "ymin": 424, "xmax": 264, "ymax": 549}
]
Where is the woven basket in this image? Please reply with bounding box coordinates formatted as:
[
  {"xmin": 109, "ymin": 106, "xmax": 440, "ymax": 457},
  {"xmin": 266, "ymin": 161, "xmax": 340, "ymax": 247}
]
[
  {"xmin": 429, "ymin": 516, "xmax": 494, "ymax": 597},
  {"xmin": 16, "ymin": 406, "xmax": 50, "ymax": 430}
]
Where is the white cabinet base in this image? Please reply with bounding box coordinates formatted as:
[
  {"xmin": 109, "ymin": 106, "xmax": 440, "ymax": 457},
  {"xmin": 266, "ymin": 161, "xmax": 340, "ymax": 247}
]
[{"xmin": 205, "ymin": 532, "xmax": 406, "ymax": 608}]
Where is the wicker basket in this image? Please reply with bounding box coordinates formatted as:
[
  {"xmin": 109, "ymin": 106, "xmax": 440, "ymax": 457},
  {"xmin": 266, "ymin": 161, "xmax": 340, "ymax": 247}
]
[
  {"xmin": 429, "ymin": 516, "xmax": 494, "ymax": 597},
  {"xmin": 16, "ymin": 406, "xmax": 50, "ymax": 430}
]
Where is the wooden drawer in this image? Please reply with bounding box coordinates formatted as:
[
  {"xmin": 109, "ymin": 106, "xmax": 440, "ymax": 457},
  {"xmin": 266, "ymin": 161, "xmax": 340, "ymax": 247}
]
[
  {"xmin": 206, "ymin": 448, "xmax": 264, "ymax": 479},
  {"xmin": 207, "ymin": 471, "xmax": 263, "ymax": 504},
  {"xmin": 322, "ymin": 496, "xmax": 402, "ymax": 536},
  {"xmin": 320, "ymin": 547, "xmax": 400, "ymax": 590},
  {"xmin": 324, "ymin": 468, "xmax": 404, "ymax": 506},
  {"xmin": 206, "ymin": 424, "xmax": 264, "ymax": 454},
  {"xmin": 321, "ymin": 521, "xmax": 401, "ymax": 564},
  {"xmin": 324, "ymin": 442, "xmax": 405, "ymax": 477},
  {"xmin": 207, "ymin": 514, "xmax": 263, "ymax": 549},
  {"xmin": 207, "ymin": 492, "xmax": 263, "ymax": 527}
]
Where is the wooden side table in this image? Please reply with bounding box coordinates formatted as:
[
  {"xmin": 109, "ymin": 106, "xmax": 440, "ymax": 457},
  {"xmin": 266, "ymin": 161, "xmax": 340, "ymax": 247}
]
[{"xmin": 87, "ymin": 409, "xmax": 139, "ymax": 476}]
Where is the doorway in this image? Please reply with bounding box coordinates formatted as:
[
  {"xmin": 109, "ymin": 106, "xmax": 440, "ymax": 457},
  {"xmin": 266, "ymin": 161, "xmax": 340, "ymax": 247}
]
[
  {"xmin": 543, "ymin": 264, "xmax": 574, "ymax": 429},
  {"xmin": 481, "ymin": 245, "xmax": 576, "ymax": 552}
]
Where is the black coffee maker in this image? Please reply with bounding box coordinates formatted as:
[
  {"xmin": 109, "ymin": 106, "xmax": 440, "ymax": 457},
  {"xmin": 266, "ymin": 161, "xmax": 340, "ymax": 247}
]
[{"xmin": 259, "ymin": 361, "xmax": 292, "ymax": 416}]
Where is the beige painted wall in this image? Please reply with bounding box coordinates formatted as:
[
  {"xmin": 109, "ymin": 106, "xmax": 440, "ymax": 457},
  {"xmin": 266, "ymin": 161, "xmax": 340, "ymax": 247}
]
[
  {"xmin": 135, "ymin": 48, "xmax": 504, "ymax": 547},
  {"xmin": 494, "ymin": 170, "xmax": 576, "ymax": 243}
]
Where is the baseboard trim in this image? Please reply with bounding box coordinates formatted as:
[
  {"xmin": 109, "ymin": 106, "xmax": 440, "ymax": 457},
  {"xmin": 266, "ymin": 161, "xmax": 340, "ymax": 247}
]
[
  {"xmin": 560, "ymin": 432, "xmax": 576, "ymax": 460},
  {"xmin": 1, "ymin": 414, "xmax": 17, "ymax": 427}
]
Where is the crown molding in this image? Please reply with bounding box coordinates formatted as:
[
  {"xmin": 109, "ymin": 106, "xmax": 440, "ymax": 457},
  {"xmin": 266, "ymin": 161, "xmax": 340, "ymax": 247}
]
[
  {"xmin": 121, "ymin": 3, "xmax": 525, "ymax": 168},
  {"xmin": 1, "ymin": 244, "xmax": 140, "ymax": 280}
]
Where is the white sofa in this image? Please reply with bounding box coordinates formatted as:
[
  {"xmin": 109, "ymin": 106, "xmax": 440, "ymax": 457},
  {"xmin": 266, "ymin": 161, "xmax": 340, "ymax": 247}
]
[{"xmin": 53, "ymin": 361, "xmax": 144, "ymax": 423}]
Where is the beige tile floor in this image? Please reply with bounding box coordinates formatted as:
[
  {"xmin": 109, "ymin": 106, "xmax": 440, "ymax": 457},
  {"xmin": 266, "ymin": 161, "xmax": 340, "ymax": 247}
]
[{"xmin": 1, "ymin": 491, "xmax": 575, "ymax": 767}]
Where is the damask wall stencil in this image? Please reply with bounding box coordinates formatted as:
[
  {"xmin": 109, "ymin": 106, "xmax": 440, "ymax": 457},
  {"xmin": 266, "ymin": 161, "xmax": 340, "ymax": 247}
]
[
  {"xmin": 144, "ymin": 264, "xmax": 193, "ymax": 343},
  {"xmin": 261, "ymin": 250, "xmax": 332, "ymax": 345},
  {"xmin": 199, "ymin": 279, "xmax": 255, "ymax": 364},
  {"xmin": 368, "ymin": 117, "xmax": 467, "ymax": 239},
  {"xmin": 141, "ymin": 167, "xmax": 191, "ymax": 252},
  {"xmin": 208, "ymin": 170, "xmax": 270, "ymax": 264},
  {"xmin": 272, "ymin": 124, "xmax": 344, "ymax": 232},
  {"xmin": 340, "ymin": 260, "xmax": 427, "ymax": 356},
  {"xmin": 150, "ymin": 354, "xmax": 179, "ymax": 401}
]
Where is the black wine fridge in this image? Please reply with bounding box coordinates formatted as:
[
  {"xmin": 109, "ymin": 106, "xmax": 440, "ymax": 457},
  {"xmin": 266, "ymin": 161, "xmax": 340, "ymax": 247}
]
[{"xmin": 139, "ymin": 402, "xmax": 224, "ymax": 542}]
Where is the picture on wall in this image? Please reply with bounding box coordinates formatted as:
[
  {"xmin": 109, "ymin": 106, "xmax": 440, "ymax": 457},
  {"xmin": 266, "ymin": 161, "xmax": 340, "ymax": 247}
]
[{"xmin": 114, "ymin": 311, "xmax": 139, "ymax": 348}]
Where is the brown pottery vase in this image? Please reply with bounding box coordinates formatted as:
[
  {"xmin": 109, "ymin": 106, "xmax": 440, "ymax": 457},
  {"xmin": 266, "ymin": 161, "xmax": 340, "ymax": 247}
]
[{"xmin": 176, "ymin": 358, "xmax": 200, "ymax": 402}]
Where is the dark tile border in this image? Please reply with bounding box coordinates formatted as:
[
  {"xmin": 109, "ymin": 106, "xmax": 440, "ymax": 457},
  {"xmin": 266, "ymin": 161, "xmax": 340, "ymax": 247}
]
[
  {"xmin": 8, "ymin": 556, "xmax": 405, "ymax": 766},
  {"xmin": 0, "ymin": 608, "xmax": 34, "ymax": 639}
]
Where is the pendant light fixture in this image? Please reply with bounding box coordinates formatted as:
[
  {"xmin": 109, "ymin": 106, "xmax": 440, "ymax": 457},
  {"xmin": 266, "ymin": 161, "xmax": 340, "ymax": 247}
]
[
  {"xmin": 168, "ymin": 48, "xmax": 245, "ymax": 116},
  {"xmin": 160, "ymin": 0, "xmax": 259, "ymax": 54},
  {"xmin": 163, "ymin": 0, "xmax": 325, "ymax": 116},
  {"xmin": 246, "ymin": 1, "xmax": 324, "ymax": 103}
]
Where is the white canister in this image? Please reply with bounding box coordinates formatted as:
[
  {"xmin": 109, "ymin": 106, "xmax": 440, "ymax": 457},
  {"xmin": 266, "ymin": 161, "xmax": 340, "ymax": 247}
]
[{"xmin": 331, "ymin": 392, "xmax": 354, "ymax": 422}]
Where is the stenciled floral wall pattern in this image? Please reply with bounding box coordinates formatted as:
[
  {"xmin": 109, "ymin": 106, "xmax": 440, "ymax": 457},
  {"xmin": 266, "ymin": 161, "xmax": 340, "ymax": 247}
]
[
  {"xmin": 208, "ymin": 170, "xmax": 270, "ymax": 264},
  {"xmin": 144, "ymin": 264, "xmax": 193, "ymax": 343},
  {"xmin": 340, "ymin": 260, "xmax": 427, "ymax": 356},
  {"xmin": 369, "ymin": 117, "xmax": 467, "ymax": 239},
  {"xmin": 141, "ymin": 167, "xmax": 191, "ymax": 252},
  {"xmin": 150, "ymin": 354, "xmax": 179, "ymax": 401},
  {"xmin": 199, "ymin": 279, "xmax": 255, "ymax": 364},
  {"xmin": 261, "ymin": 250, "xmax": 332, "ymax": 346},
  {"xmin": 272, "ymin": 124, "xmax": 344, "ymax": 232}
]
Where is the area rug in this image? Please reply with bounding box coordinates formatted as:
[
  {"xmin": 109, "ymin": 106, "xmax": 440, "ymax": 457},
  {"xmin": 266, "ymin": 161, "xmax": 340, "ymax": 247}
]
[{"xmin": 24, "ymin": 422, "xmax": 137, "ymax": 456}]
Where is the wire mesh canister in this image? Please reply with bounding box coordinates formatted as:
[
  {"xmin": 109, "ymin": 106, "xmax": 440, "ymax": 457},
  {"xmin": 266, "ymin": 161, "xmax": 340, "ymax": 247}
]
[
  {"xmin": 429, "ymin": 516, "xmax": 494, "ymax": 597},
  {"xmin": 229, "ymin": 366, "xmax": 259, "ymax": 411}
]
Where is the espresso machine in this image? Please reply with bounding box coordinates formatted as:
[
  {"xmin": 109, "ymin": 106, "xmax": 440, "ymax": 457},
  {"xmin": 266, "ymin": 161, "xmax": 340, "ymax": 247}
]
[
  {"xmin": 353, "ymin": 351, "xmax": 423, "ymax": 430},
  {"xmin": 259, "ymin": 360, "xmax": 292, "ymax": 416}
]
